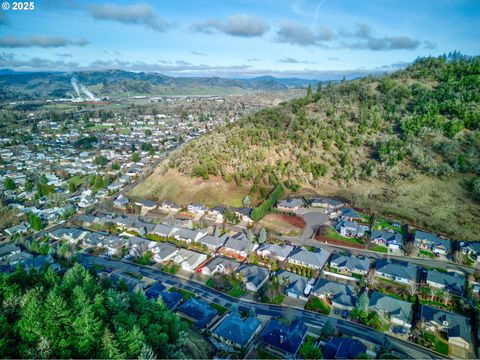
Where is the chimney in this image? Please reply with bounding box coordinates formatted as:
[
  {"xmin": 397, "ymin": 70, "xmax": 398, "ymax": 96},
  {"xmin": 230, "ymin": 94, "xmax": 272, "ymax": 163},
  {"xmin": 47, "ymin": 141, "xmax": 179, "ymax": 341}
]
[{"xmin": 280, "ymin": 335, "xmax": 284, "ymax": 344}]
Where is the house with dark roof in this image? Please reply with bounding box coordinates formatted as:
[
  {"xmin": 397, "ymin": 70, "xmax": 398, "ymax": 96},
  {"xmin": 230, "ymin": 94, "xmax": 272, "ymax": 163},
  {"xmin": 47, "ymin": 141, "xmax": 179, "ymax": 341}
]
[
  {"xmin": 160, "ymin": 200, "xmax": 181, "ymax": 212},
  {"xmin": 150, "ymin": 223, "xmax": 176, "ymax": 238},
  {"xmin": 276, "ymin": 270, "xmax": 312, "ymax": 300},
  {"xmin": 419, "ymin": 305, "xmax": 472, "ymax": 353},
  {"xmin": 329, "ymin": 254, "xmax": 370, "ymax": 276},
  {"xmin": 335, "ymin": 219, "xmax": 365, "ymax": 238},
  {"xmin": 260, "ymin": 319, "xmax": 307, "ymax": 358},
  {"xmin": 276, "ymin": 198, "xmax": 305, "ymax": 213},
  {"xmin": 222, "ymin": 232, "xmax": 257, "ymax": 258},
  {"xmin": 134, "ymin": 199, "xmax": 156, "ymax": 211},
  {"xmin": 287, "ymin": 247, "xmax": 331, "ymax": 271},
  {"xmin": 369, "ymin": 291, "xmax": 412, "ymax": 329},
  {"xmin": 313, "ymin": 279, "xmax": 357, "ymax": 310},
  {"xmin": 108, "ymin": 271, "xmax": 146, "ymax": 293},
  {"xmin": 212, "ymin": 311, "xmax": 261, "ymax": 351},
  {"xmin": 310, "ymin": 198, "xmax": 344, "ymax": 209},
  {"xmin": 256, "ymin": 243, "xmax": 294, "ymax": 261},
  {"xmin": 375, "ymin": 259, "xmax": 417, "ymax": 285},
  {"xmin": 50, "ymin": 227, "xmax": 87, "ymax": 243},
  {"xmin": 322, "ymin": 337, "xmax": 368, "ymax": 359},
  {"xmin": 201, "ymin": 256, "xmax": 240, "ymax": 277},
  {"xmin": 340, "ymin": 208, "xmax": 363, "ymax": 221},
  {"xmin": 144, "ymin": 282, "xmax": 166, "ymax": 300},
  {"xmin": 177, "ymin": 298, "xmax": 218, "ymax": 328},
  {"xmin": 414, "ymin": 230, "xmax": 451, "ymax": 255},
  {"xmin": 370, "ymin": 230, "xmax": 403, "ymax": 252},
  {"xmin": 234, "ymin": 207, "xmax": 254, "ymax": 224},
  {"xmin": 460, "ymin": 241, "xmax": 480, "ymax": 262},
  {"xmin": 158, "ymin": 291, "xmax": 183, "ymax": 311},
  {"xmin": 236, "ymin": 264, "xmax": 270, "ymax": 292},
  {"xmin": 197, "ymin": 233, "xmax": 229, "ymax": 251},
  {"xmin": 426, "ymin": 270, "xmax": 465, "ymax": 295}
]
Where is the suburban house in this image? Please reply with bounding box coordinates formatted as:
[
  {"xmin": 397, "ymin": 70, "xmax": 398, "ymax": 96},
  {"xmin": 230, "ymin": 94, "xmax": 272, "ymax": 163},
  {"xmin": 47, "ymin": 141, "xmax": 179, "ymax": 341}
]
[
  {"xmin": 287, "ymin": 247, "xmax": 331, "ymax": 271},
  {"xmin": 50, "ymin": 227, "xmax": 87, "ymax": 244},
  {"xmin": 171, "ymin": 228, "xmax": 207, "ymax": 244},
  {"xmin": 369, "ymin": 291, "xmax": 413, "ymax": 329},
  {"xmin": 4, "ymin": 222, "xmax": 30, "ymax": 236},
  {"xmin": 260, "ymin": 319, "xmax": 308, "ymax": 358},
  {"xmin": 208, "ymin": 205, "xmax": 226, "ymax": 223},
  {"xmin": 234, "ymin": 207, "xmax": 254, "ymax": 224},
  {"xmin": 414, "ymin": 230, "xmax": 451, "ymax": 256},
  {"xmin": 334, "ymin": 219, "xmax": 365, "ymax": 238},
  {"xmin": 24, "ymin": 254, "xmax": 61, "ymax": 273},
  {"xmin": 108, "ymin": 271, "xmax": 146, "ymax": 293},
  {"xmin": 150, "ymin": 224, "xmax": 176, "ymax": 238},
  {"xmin": 460, "ymin": 241, "xmax": 480, "ymax": 262},
  {"xmin": 370, "ymin": 230, "xmax": 403, "ymax": 252},
  {"xmin": 222, "ymin": 232, "xmax": 257, "ymax": 259},
  {"xmin": 419, "ymin": 305, "xmax": 472, "ymax": 354},
  {"xmin": 236, "ymin": 264, "xmax": 270, "ymax": 292},
  {"xmin": 144, "ymin": 283, "xmax": 183, "ymax": 311},
  {"xmin": 310, "ymin": 198, "xmax": 344, "ymax": 209},
  {"xmin": 201, "ymin": 256, "xmax": 241, "ymax": 277},
  {"xmin": 212, "ymin": 310, "xmax": 261, "ymax": 351},
  {"xmin": 187, "ymin": 203, "xmax": 208, "ymax": 215},
  {"xmin": 313, "ymin": 279, "xmax": 357, "ymax": 310},
  {"xmin": 340, "ymin": 208, "xmax": 364, "ymax": 221},
  {"xmin": 151, "ymin": 242, "xmax": 179, "ymax": 263},
  {"xmin": 177, "ymin": 298, "xmax": 218, "ymax": 328},
  {"xmin": 276, "ymin": 198, "xmax": 304, "ymax": 213},
  {"xmin": 134, "ymin": 199, "xmax": 156, "ymax": 212},
  {"xmin": 172, "ymin": 248, "xmax": 207, "ymax": 272},
  {"xmin": 256, "ymin": 243, "xmax": 294, "ymax": 262},
  {"xmin": 329, "ymin": 254, "xmax": 370, "ymax": 276},
  {"xmin": 113, "ymin": 195, "xmax": 129, "ymax": 209},
  {"xmin": 160, "ymin": 200, "xmax": 181, "ymax": 212},
  {"xmin": 426, "ymin": 270, "xmax": 465, "ymax": 295},
  {"xmin": 375, "ymin": 259, "xmax": 417, "ymax": 285},
  {"xmin": 0, "ymin": 243, "xmax": 21, "ymax": 262},
  {"xmin": 276, "ymin": 270, "xmax": 312, "ymax": 301},
  {"xmin": 197, "ymin": 233, "xmax": 229, "ymax": 251},
  {"xmin": 323, "ymin": 338, "xmax": 368, "ymax": 359}
]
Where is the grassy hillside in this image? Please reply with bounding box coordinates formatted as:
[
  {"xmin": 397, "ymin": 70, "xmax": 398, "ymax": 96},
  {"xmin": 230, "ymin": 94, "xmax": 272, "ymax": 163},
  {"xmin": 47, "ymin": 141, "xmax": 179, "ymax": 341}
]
[{"xmin": 144, "ymin": 54, "xmax": 480, "ymax": 239}]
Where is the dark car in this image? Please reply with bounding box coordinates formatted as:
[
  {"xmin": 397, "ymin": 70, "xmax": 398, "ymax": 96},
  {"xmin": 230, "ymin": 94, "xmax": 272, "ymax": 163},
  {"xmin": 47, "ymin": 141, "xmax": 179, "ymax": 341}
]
[
  {"xmin": 341, "ymin": 310, "xmax": 349, "ymax": 318},
  {"xmin": 334, "ymin": 308, "xmax": 340, "ymax": 315}
]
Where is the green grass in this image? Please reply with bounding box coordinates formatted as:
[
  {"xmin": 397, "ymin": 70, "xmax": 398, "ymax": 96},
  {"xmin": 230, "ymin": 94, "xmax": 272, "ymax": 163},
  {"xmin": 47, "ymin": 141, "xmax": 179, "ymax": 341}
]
[
  {"xmin": 210, "ymin": 302, "xmax": 228, "ymax": 315},
  {"xmin": 420, "ymin": 250, "xmax": 436, "ymax": 258},
  {"xmin": 255, "ymin": 349, "xmax": 283, "ymax": 359},
  {"xmin": 371, "ymin": 245, "xmax": 388, "ymax": 253},
  {"xmin": 435, "ymin": 340, "xmax": 449, "ymax": 355},
  {"xmin": 324, "ymin": 227, "xmax": 365, "ymax": 245},
  {"xmin": 68, "ymin": 175, "xmax": 86, "ymax": 187},
  {"xmin": 170, "ymin": 287, "xmax": 196, "ymax": 300},
  {"xmin": 227, "ymin": 283, "xmax": 245, "ymax": 298},
  {"xmin": 305, "ymin": 297, "xmax": 330, "ymax": 315}
]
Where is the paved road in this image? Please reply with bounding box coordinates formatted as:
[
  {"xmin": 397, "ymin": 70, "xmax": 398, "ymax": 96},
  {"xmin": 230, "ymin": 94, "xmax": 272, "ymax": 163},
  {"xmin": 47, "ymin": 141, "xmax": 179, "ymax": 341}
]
[{"xmin": 77, "ymin": 254, "xmax": 446, "ymax": 359}]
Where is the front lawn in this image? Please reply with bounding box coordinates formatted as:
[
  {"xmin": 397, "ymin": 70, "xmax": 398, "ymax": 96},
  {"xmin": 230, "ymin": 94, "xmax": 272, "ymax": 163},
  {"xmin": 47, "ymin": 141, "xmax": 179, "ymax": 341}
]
[
  {"xmin": 371, "ymin": 245, "xmax": 388, "ymax": 253},
  {"xmin": 210, "ymin": 302, "xmax": 228, "ymax": 315},
  {"xmin": 170, "ymin": 287, "xmax": 196, "ymax": 300},
  {"xmin": 324, "ymin": 227, "xmax": 365, "ymax": 245},
  {"xmin": 227, "ymin": 283, "xmax": 245, "ymax": 298},
  {"xmin": 305, "ymin": 297, "xmax": 330, "ymax": 315},
  {"xmin": 435, "ymin": 340, "xmax": 449, "ymax": 355},
  {"xmin": 419, "ymin": 250, "xmax": 436, "ymax": 258}
]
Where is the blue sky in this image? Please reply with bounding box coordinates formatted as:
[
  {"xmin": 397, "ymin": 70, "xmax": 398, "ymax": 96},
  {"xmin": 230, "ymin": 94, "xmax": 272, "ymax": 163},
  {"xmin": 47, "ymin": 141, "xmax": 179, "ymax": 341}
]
[{"xmin": 0, "ymin": 0, "xmax": 478, "ymax": 78}]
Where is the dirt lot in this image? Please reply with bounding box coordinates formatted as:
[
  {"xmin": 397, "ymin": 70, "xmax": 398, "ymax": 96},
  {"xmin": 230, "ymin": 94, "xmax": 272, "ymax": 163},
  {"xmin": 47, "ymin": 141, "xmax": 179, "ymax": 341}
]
[
  {"xmin": 130, "ymin": 169, "xmax": 250, "ymax": 207},
  {"xmin": 259, "ymin": 213, "xmax": 305, "ymax": 236}
]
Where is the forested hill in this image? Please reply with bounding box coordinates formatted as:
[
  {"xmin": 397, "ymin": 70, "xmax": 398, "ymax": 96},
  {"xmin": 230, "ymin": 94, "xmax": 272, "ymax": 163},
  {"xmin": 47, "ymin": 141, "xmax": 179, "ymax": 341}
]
[{"xmin": 169, "ymin": 54, "xmax": 480, "ymax": 239}]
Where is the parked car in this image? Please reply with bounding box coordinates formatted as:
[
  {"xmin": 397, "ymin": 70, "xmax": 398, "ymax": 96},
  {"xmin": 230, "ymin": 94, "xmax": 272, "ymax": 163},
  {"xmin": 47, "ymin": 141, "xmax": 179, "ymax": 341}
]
[{"xmin": 341, "ymin": 310, "xmax": 349, "ymax": 318}]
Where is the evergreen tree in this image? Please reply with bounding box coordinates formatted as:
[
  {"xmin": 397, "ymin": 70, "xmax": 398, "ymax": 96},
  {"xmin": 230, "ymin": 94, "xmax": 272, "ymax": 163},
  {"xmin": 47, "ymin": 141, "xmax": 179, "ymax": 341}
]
[
  {"xmin": 4, "ymin": 177, "xmax": 15, "ymax": 190},
  {"xmin": 100, "ymin": 329, "xmax": 125, "ymax": 360},
  {"xmin": 258, "ymin": 228, "xmax": 267, "ymax": 244}
]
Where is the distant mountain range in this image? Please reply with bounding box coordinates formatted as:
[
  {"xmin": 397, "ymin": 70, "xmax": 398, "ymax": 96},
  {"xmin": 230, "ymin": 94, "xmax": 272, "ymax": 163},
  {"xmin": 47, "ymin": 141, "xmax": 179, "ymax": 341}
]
[{"xmin": 0, "ymin": 69, "xmax": 322, "ymax": 100}]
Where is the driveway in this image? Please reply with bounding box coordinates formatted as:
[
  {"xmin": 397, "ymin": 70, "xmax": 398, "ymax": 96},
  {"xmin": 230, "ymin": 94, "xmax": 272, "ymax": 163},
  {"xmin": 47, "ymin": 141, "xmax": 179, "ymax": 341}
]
[{"xmin": 276, "ymin": 211, "xmax": 330, "ymax": 246}]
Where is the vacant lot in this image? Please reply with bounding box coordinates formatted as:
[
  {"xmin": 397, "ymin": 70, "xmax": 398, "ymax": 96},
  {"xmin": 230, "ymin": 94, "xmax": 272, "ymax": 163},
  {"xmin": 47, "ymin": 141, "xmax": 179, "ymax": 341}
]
[
  {"xmin": 259, "ymin": 213, "xmax": 305, "ymax": 236},
  {"xmin": 130, "ymin": 169, "xmax": 250, "ymax": 207}
]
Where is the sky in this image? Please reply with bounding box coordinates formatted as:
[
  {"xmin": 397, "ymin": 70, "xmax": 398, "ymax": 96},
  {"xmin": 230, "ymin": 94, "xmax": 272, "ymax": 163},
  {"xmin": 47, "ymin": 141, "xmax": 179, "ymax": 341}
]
[{"xmin": 0, "ymin": 0, "xmax": 479, "ymax": 78}]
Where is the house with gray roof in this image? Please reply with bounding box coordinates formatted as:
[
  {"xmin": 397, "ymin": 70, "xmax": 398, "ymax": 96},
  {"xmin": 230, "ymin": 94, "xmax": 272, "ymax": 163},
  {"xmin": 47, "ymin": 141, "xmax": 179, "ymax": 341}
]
[
  {"xmin": 369, "ymin": 291, "xmax": 413, "ymax": 329},
  {"xmin": 172, "ymin": 228, "xmax": 207, "ymax": 244},
  {"xmin": 276, "ymin": 198, "xmax": 304, "ymax": 213},
  {"xmin": 329, "ymin": 254, "xmax": 370, "ymax": 276},
  {"xmin": 287, "ymin": 247, "xmax": 331, "ymax": 271},
  {"xmin": 414, "ymin": 230, "xmax": 451, "ymax": 255},
  {"xmin": 375, "ymin": 259, "xmax": 417, "ymax": 285},
  {"xmin": 426, "ymin": 270, "xmax": 465, "ymax": 295},
  {"xmin": 340, "ymin": 208, "xmax": 363, "ymax": 220},
  {"xmin": 420, "ymin": 305, "xmax": 472, "ymax": 353},
  {"xmin": 197, "ymin": 233, "xmax": 228, "ymax": 251},
  {"xmin": 460, "ymin": 241, "xmax": 480, "ymax": 261},
  {"xmin": 4, "ymin": 222, "xmax": 30, "ymax": 236},
  {"xmin": 370, "ymin": 230, "xmax": 403, "ymax": 252},
  {"xmin": 212, "ymin": 311, "xmax": 261, "ymax": 351},
  {"xmin": 177, "ymin": 298, "xmax": 218, "ymax": 329},
  {"xmin": 151, "ymin": 242, "xmax": 179, "ymax": 263},
  {"xmin": 310, "ymin": 198, "xmax": 344, "ymax": 209},
  {"xmin": 50, "ymin": 227, "xmax": 87, "ymax": 243},
  {"xmin": 256, "ymin": 243, "xmax": 294, "ymax": 261},
  {"xmin": 313, "ymin": 278, "xmax": 357, "ymax": 310},
  {"xmin": 150, "ymin": 223, "xmax": 176, "ymax": 238},
  {"xmin": 0, "ymin": 243, "xmax": 21, "ymax": 262},
  {"xmin": 222, "ymin": 232, "xmax": 257, "ymax": 258},
  {"xmin": 335, "ymin": 219, "xmax": 365, "ymax": 238},
  {"xmin": 276, "ymin": 270, "xmax": 311, "ymax": 301},
  {"xmin": 260, "ymin": 319, "xmax": 307, "ymax": 358},
  {"xmin": 201, "ymin": 256, "xmax": 240, "ymax": 277},
  {"xmin": 236, "ymin": 264, "xmax": 270, "ymax": 292},
  {"xmin": 172, "ymin": 248, "xmax": 207, "ymax": 272}
]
